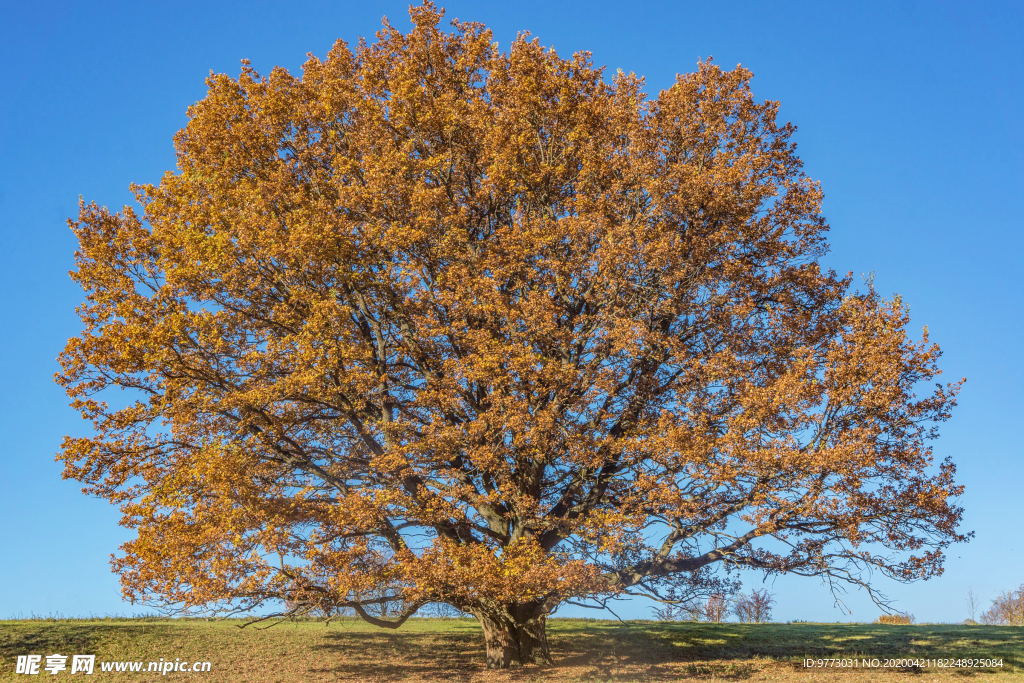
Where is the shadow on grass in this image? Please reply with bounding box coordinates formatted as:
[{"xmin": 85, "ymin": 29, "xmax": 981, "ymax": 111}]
[
  {"xmin": 1, "ymin": 624, "xmax": 105, "ymax": 659},
  {"xmin": 310, "ymin": 627, "xmax": 483, "ymax": 681},
  {"xmin": 0, "ymin": 623, "xmax": 177, "ymax": 664},
  {"xmin": 308, "ymin": 622, "xmax": 1022, "ymax": 682}
]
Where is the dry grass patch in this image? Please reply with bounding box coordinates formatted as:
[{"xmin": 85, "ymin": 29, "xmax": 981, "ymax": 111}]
[{"xmin": 0, "ymin": 618, "xmax": 1020, "ymax": 681}]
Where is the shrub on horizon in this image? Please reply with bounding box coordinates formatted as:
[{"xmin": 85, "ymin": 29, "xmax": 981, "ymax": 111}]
[{"xmin": 875, "ymin": 613, "xmax": 915, "ymax": 625}]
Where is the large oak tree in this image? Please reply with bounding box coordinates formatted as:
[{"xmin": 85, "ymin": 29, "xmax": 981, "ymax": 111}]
[{"xmin": 58, "ymin": 3, "xmax": 968, "ymax": 668}]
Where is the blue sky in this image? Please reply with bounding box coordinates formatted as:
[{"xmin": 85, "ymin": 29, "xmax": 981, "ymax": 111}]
[{"xmin": 1, "ymin": 0, "xmax": 1021, "ymax": 623}]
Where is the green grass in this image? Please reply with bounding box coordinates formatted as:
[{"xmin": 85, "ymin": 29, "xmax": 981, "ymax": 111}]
[{"xmin": 0, "ymin": 617, "xmax": 1020, "ymax": 681}]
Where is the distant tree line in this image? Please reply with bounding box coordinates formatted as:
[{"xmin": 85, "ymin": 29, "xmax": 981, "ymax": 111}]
[
  {"xmin": 978, "ymin": 585, "xmax": 1024, "ymax": 626},
  {"xmin": 653, "ymin": 589, "xmax": 775, "ymax": 623}
]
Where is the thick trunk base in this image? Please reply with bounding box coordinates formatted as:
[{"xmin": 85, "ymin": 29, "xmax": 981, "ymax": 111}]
[{"xmin": 477, "ymin": 612, "xmax": 552, "ymax": 669}]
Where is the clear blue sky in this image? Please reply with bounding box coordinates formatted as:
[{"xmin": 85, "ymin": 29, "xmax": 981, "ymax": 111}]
[{"xmin": 1, "ymin": 0, "xmax": 1021, "ymax": 624}]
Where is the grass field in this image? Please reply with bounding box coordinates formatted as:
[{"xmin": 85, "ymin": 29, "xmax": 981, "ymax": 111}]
[{"xmin": 1, "ymin": 617, "xmax": 1020, "ymax": 682}]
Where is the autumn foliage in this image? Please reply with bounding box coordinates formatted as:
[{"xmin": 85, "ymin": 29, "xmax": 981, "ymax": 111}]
[
  {"xmin": 980, "ymin": 586, "xmax": 1024, "ymax": 626},
  {"xmin": 58, "ymin": 2, "xmax": 968, "ymax": 668}
]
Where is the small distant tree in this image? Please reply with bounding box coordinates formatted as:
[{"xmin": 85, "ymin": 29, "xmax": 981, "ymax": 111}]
[
  {"xmin": 733, "ymin": 588, "xmax": 775, "ymax": 623},
  {"xmin": 651, "ymin": 579, "xmax": 739, "ymax": 621},
  {"xmin": 704, "ymin": 594, "xmax": 731, "ymax": 623},
  {"xmin": 652, "ymin": 603, "xmax": 685, "ymax": 621},
  {"xmin": 966, "ymin": 585, "xmax": 979, "ymax": 624},
  {"xmin": 980, "ymin": 585, "xmax": 1024, "ymax": 626},
  {"xmin": 875, "ymin": 613, "xmax": 915, "ymax": 625},
  {"xmin": 652, "ymin": 601, "xmax": 705, "ymax": 622}
]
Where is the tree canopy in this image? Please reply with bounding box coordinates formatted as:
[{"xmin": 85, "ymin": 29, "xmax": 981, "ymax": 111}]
[{"xmin": 58, "ymin": 2, "xmax": 967, "ymax": 668}]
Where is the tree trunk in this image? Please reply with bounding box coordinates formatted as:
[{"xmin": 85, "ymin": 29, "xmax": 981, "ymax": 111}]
[{"xmin": 476, "ymin": 609, "xmax": 552, "ymax": 668}]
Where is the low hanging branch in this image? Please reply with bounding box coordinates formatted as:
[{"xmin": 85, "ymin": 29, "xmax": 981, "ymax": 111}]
[{"xmin": 58, "ymin": 1, "xmax": 968, "ymax": 669}]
